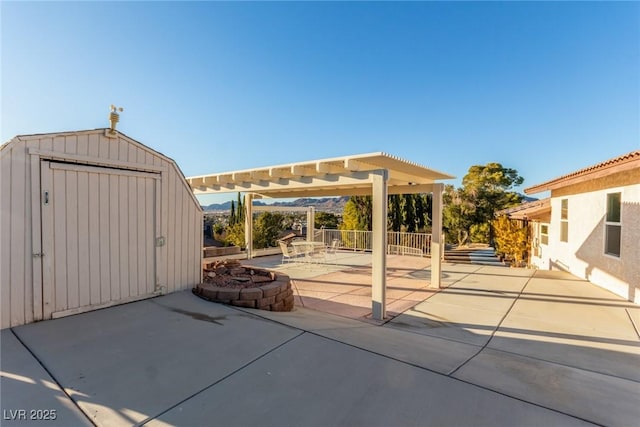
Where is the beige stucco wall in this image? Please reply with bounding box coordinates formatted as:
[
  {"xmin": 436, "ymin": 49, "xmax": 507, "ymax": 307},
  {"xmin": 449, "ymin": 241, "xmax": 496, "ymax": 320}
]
[
  {"xmin": 532, "ymin": 182, "xmax": 639, "ymax": 303},
  {"xmin": 0, "ymin": 129, "xmax": 202, "ymax": 328}
]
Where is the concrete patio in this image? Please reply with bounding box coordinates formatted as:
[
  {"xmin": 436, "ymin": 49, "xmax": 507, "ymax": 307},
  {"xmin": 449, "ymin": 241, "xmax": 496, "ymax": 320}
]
[{"xmin": 1, "ymin": 257, "xmax": 639, "ymax": 426}]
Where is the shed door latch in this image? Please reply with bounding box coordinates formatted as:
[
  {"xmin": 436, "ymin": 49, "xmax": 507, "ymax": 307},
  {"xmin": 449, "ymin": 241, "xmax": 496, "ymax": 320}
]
[{"xmin": 33, "ymin": 253, "xmax": 44, "ymax": 258}]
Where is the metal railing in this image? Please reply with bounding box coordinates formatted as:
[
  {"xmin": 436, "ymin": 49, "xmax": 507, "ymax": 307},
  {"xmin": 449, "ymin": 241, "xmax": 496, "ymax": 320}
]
[{"xmin": 316, "ymin": 229, "xmax": 431, "ymax": 256}]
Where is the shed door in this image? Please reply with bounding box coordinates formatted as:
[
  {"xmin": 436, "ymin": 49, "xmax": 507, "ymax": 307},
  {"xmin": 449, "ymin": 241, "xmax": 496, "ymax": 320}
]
[{"xmin": 40, "ymin": 160, "xmax": 160, "ymax": 319}]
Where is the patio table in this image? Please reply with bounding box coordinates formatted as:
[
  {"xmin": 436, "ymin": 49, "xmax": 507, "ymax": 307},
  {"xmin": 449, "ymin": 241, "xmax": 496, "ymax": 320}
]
[{"xmin": 291, "ymin": 241, "xmax": 327, "ymax": 263}]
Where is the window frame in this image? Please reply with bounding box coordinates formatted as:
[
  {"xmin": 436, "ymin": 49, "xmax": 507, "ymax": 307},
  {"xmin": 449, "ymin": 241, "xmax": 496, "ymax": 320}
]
[
  {"xmin": 604, "ymin": 192, "xmax": 622, "ymax": 258},
  {"xmin": 540, "ymin": 223, "xmax": 549, "ymax": 246},
  {"xmin": 560, "ymin": 199, "xmax": 568, "ymax": 243}
]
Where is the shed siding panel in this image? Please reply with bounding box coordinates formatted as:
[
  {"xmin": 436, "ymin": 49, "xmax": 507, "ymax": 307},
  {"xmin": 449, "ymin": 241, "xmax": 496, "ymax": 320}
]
[
  {"xmin": 119, "ymin": 175, "xmax": 130, "ymax": 300},
  {"xmin": 65, "ymin": 135, "xmax": 77, "ymax": 154},
  {"xmin": 177, "ymin": 176, "xmax": 185, "ymax": 288},
  {"xmin": 109, "ymin": 174, "xmax": 121, "ymax": 302},
  {"xmin": 28, "ymin": 141, "xmax": 42, "ymax": 322},
  {"xmin": 40, "ymin": 162, "xmax": 54, "ymax": 319},
  {"xmin": 23, "ymin": 141, "xmax": 36, "ymax": 325},
  {"xmin": 98, "ymin": 135, "xmax": 110, "ymax": 160},
  {"xmin": 137, "ymin": 177, "xmax": 146, "ymax": 296},
  {"xmin": 159, "ymin": 169, "xmax": 168, "ymax": 291},
  {"xmin": 99, "ymin": 174, "xmax": 111, "ymax": 304},
  {"xmin": 145, "ymin": 178, "xmax": 155, "ymax": 294},
  {"xmin": 128, "ymin": 175, "xmax": 138, "ymax": 297},
  {"xmin": 40, "ymin": 137, "xmax": 53, "ymax": 152},
  {"xmin": 53, "ymin": 136, "xmax": 65, "ymax": 154},
  {"xmin": 77, "ymin": 134, "xmax": 89, "ymax": 156},
  {"xmin": 1, "ymin": 148, "xmax": 13, "ymax": 328},
  {"xmin": 10, "ymin": 146, "xmax": 27, "ymax": 326},
  {"xmin": 66, "ymin": 171, "xmax": 80, "ymax": 310},
  {"xmin": 53, "ymin": 169, "xmax": 67, "ymax": 312},
  {"xmin": 191, "ymin": 208, "xmax": 199, "ymax": 287},
  {"xmin": 166, "ymin": 169, "xmax": 177, "ymax": 292},
  {"xmin": 77, "ymin": 171, "xmax": 91, "ymax": 307},
  {"xmin": 88, "ymin": 173, "xmax": 101, "ymax": 305}
]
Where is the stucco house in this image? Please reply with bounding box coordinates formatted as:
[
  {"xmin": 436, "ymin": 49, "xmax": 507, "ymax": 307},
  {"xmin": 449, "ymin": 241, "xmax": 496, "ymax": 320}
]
[{"xmin": 523, "ymin": 150, "xmax": 639, "ymax": 303}]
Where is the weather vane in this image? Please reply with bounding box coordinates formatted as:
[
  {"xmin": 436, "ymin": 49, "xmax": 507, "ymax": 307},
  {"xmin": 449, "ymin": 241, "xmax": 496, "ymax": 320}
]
[{"xmin": 109, "ymin": 105, "xmax": 124, "ymax": 134}]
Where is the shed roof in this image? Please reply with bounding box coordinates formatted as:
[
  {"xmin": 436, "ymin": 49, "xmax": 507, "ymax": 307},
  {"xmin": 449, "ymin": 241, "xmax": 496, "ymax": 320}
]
[
  {"xmin": 525, "ymin": 150, "xmax": 640, "ymax": 194},
  {"xmin": 187, "ymin": 152, "xmax": 454, "ymax": 198}
]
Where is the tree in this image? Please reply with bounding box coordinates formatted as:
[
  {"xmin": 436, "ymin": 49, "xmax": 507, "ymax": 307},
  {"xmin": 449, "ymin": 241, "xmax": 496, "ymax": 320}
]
[
  {"xmin": 213, "ymin": 223, "xmax": 225, "ymax": 238},
  {"xmin": 415, "ymin": 193, "xmax": 432, "ymax": 232},
  {"xmin": 341, "ymin": 193, "xmax": 433, "ymax": 233},
  {"xmin": 224, "ymin": 222, "xmax": 245, "ymax": 248},
  {"xmin": 253, "ymin": 212, "xmax": 285, "ymax": 249},
  {"xmin": 315, "ymin": 212, "xmax": 339, "ymax": 229},
  {"xmin": 236, "ymin": 193, "xmax": 244, "ymax": 225},
  {"xmin": 492, "ymin": 215, "xmax": 528, "ymax": 266},
  {"xmin": 463, "ymin": 163, "xmax": 523, "ymax": 234},
  {"xmin": 340, "ymin": 196, "xmax": 372, "ymax": 231},
  {"xmin": 443, "ymin": 185, "xmax": 476, "ymax": 246},
  {"xmin": 389, "ymin": 195, "xmax": 402, "ymax": 231},
  {"xmin": 229, "ymin": 201, "xmax": 236, "ymax": 226},
  {"xmin": 402, "ymin": 194, "xmax": 416, "ymax": 232},
  {"xmin": 340, "ymin": 198, "xmax": 365, "ymax": 231},
  {"xmin": 444, "ymin": 163, "xmax": 524, "ymax": 246}
]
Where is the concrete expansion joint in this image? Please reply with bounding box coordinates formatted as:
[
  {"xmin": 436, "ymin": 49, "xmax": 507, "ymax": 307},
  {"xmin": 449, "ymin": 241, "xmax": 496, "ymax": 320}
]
[
  {"xmin": 304, "ymin": 327, "xmax": 602, "ymax": 427},
  {"xmin": 447, "ymin": 275, "xmax": 533, "ymax": 377},
  {"xmin": 625, "ymin": 308, "xmax": 640, "ymax": 340},
  {"xmin": 137, "ymin": 331, "xmax": 305, "ymax": 426},
  {"xmin": 9, "ymin": 328, "xmax": 98, "ymax": 427}
]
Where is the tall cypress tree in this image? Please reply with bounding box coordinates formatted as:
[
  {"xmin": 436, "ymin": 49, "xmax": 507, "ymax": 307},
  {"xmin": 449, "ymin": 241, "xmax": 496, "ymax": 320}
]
[
  {"xmin": 237, "ymin": 192, "xmax": 244, "ymax": 224},
  {"xmin": 389, "ymin": 195, "xmax": 402, "ymax": 231},
  {"xmin": 229, "ymin": 200, "xmax": 236, "ymax": 226},
  {"xmin": 414, "ymin": 194, "xmax": 427, "ymax": 231},
  {"xmin": 401, "ymin": 194, "xmax": 416, "ymax": 232}
]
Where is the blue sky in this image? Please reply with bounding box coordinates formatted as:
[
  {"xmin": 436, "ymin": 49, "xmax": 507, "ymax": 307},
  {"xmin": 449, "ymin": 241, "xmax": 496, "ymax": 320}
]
[{"xmin": 2, "ymin": 1, "xmax": 638, "ymax": 205}]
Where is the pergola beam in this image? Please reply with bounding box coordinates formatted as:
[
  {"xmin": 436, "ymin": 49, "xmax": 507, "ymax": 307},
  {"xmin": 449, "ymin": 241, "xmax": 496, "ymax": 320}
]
[{"xmin": 188, "ymin": 152, "xmax": 453, "ymax": 321}]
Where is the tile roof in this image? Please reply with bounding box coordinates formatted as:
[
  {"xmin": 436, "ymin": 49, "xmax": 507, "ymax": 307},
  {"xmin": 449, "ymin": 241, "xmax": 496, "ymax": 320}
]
[{"xmin": 525, "ymin": 150, "xmax": 640, "ymax": 194}]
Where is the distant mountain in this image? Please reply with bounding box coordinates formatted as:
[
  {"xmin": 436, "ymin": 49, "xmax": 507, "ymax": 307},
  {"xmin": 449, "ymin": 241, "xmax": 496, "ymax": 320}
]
[
  {"xmin": 202, "ymin": 196, "xmax": 349, "ymax": 213},
  {"xmin": 521, "ymin": 195, "xmax": 538, "ymax": 203}
]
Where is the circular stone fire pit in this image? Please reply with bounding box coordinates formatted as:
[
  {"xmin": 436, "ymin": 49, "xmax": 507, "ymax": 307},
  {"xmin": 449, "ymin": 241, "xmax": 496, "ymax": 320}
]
[{"xmin": 193, "ymin": 260, "xmax": 294, "ymax": 312}]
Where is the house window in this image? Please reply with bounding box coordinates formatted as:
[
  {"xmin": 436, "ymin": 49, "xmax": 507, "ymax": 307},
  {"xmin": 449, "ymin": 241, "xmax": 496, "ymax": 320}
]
[
  {"xmin": 605, "ymin": 192, "xmax": 621, "ymax": 257},
  {"xmin": 560, "ymin": 199, "xmax": 568, "ymax": 242},
  {"xmin": 540, "ymin": 224, "xmax": 549, "ymax": 245}
]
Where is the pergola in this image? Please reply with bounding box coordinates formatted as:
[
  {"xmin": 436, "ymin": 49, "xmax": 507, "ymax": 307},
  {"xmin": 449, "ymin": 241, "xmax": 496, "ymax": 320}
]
[{"xmin": 186, "ymin": 152, "xmax": 454, "ymax": 320}]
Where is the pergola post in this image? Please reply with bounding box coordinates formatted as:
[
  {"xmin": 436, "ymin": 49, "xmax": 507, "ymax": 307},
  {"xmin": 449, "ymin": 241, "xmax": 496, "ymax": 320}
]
[
  {"xmin": 371, "ymin": 170, "xmax": 388, "ymax": 320},
  {"xmin": 430, "ymin": 183, "xmax": 444, "ymax": 288},
  {"xmin": 244, "ymin": 193, "xmax": 254, "ymax": 259},
  {"xmin": 307, "ymin": 206, "xmax": 315, "ymax": 241}
]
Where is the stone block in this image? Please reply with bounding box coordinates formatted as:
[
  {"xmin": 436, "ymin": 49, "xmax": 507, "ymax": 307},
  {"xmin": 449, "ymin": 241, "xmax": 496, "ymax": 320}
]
[
  {"xmin": 283, "ymin": 294, "xmax": 295, "ymax": 306},
  {"xmin": 232, "ymin": 300, "xmax": 256, "ymax": 309},
  {"xmin": 216, "ymin": 289, "xmax": 240, "ymax": 301},
  {"xmin": 270, "ymin": 301, "xmax": 285, "ymax": 312},
  {"xmin": 200, "ymin": 287, "xmax": 218, "ymax": 300},
  {"xmin": 240, "ymin": 287, "xmax": 263, "ymax": 300},
  {"xmin": 258, "ymin": 296, "xmax": 276, "ymax": 308},
  {"xmin": 275, "ymin": 289, "xmax": 293, "ymax": 303},
  {"xmin": 261, "ymin": 283, "xmax": 282, "ymax": 298}
]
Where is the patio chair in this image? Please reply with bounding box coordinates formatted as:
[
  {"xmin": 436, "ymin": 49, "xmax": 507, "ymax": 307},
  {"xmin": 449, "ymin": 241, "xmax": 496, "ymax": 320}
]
[
  {"xmin": 279, "ymin": 241, "xmax": 301, "ymax": 265},
  {"xmin": 325, "ymin": 239, "xmax": 340, "ymax": 263}
]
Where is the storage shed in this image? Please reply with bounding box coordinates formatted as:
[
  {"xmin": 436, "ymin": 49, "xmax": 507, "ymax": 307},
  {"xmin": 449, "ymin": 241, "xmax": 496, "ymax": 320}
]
[{"xmin": 0, "ymin": 129, "xmax": 202, "ymax": 329}]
